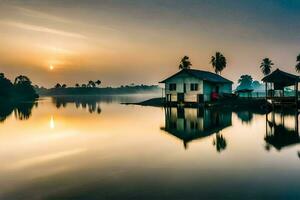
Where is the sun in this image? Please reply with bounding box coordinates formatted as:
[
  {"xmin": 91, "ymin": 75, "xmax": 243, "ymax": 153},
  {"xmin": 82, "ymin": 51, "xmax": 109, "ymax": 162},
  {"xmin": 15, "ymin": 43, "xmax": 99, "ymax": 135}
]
[{"xmin": 49, "ymin": 65, "xmax": 54, "ymax": 70}]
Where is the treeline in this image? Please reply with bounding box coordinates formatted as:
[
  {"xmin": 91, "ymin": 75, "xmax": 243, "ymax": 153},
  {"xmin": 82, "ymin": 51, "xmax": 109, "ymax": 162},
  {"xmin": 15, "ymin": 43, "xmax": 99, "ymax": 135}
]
[
  {"xmin": 35, "ymin": 83, "xmax": 160, "ymax": 96},
  {"xmin": 0, "ymin": 73, "xmax": 38, "ymax": 102}
]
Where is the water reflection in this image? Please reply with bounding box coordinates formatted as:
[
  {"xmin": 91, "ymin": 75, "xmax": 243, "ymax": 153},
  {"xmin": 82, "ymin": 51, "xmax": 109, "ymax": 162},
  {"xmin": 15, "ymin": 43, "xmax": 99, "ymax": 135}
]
[
  {"xmin": 265, "ymin": 110, "xmax": 300, "ymax": 151},
  {"xmin": 162, "ymin": 107, "xmax": 232, "ymax": 150},
  {"xmin": 213, "ymin": 133, "xmax": 227, "ymax": 152},
  {"xmin": 0, "ymin": 101, "xmax": 37, "ymax": 122},
  {"xmin": 52, "ymin": 96, "xmax": 102, "ymax": 114},
  {"xmin": 236, "ymin": 111, "xmax": 253, "ymax": 124}
]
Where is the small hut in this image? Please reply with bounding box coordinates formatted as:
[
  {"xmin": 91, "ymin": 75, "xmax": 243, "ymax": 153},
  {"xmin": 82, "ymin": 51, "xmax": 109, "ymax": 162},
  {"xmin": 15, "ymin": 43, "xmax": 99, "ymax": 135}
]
[{"xmin": 262, "ymin": 69, "xmax": 300, "ymax": 105}]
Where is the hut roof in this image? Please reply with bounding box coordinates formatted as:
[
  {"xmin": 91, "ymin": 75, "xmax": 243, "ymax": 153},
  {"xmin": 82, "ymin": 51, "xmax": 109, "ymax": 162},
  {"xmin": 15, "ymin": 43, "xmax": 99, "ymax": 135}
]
[
  {"xmin": 159, "ymin": 69, "xmax": 232, "ymax": 84},
  {"xmin": 262, "ymin": 69, "xmax": 300, "ymax": 86},
  {"xmin": 235, "ymin": 88, "xmax": 254, "ymax": 93},
  {"xmin": 265, "ymin": 124, "xmax": 300, "ymax": 150}
]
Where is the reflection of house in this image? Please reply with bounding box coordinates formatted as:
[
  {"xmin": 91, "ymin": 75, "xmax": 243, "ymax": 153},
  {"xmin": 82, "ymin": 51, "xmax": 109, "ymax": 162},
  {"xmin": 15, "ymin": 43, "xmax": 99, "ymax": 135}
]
[
  {"xmin": 265, "ymin": 111, "xmax": 300, "ymax": 150},
  {"xmin": 159, "ymin": 69, "xmax": 232, "ymax": 103},
  {"xmin": 161, "ymin": 107, "xmax": 232, "ymax": 148}
]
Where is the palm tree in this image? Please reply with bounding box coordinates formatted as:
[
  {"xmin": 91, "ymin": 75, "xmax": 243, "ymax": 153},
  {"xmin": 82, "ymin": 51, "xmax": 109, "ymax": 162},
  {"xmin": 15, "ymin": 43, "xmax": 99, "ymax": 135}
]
[
  {"xmin": 61, "ymin": 84, "xmax": 67, "ymax": 88},
  {"xmin": 296, "ymin": 54, "xmax": 300, "ymax": 73},
  {"xmin": 14, "ymin": 75, "xmax": 32, "ymax": 85},
  {"xmin": 210, "ymin": 52, "xmax": 227, "ymax": 75},
  {"xmin": 54, "ymin": 83, "xmax": 61, "ymax": 88},
  {"xmin": 75, "ymin": 83, "xmax": 80, "ymax": 88},
  {"xmin": 260, "ymin": 58, "xmax": 274, "ymax": 76},
  {"xmin": 179, "ymin": 56, "xmax": 192, "ymax": 70},
  {"xmin": 95, "ymin": 80, "xmax": 101, "ymax": 87},
  {"xmin": 88, "ymin": 80, "xmax": 96, "ymax": 88}
]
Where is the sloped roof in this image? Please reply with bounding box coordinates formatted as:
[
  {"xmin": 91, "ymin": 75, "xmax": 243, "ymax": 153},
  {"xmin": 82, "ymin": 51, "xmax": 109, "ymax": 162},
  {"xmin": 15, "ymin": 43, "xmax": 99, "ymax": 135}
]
[
  {"xmin": 159, "ymin": 69, "xmax": 233, "ymax": 84},
  {"xmin": 161, "ymin": 124, "xmax": 229, "ymax": 144},
  {"xmin": 262, "ymin": 69, "xmax": 300, "ymax": 85}
]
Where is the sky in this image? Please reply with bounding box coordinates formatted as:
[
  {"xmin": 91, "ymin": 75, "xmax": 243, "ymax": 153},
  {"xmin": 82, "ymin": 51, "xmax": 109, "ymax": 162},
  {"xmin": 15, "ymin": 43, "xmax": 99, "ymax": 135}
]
[{"xmin": 0, "ymin": 0, "xmax": 300, "ymax": 87}]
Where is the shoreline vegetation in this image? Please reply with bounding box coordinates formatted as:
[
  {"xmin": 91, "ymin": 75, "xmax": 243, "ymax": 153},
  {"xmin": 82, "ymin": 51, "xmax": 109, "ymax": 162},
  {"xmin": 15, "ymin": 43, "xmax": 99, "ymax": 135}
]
[
  {"xmin": 35, "ymin": 84, "xmax": 161, "ymax": 96},
  {"xmin": 0, "ymin": 73, "xmax": 38, "ymax": 104}
]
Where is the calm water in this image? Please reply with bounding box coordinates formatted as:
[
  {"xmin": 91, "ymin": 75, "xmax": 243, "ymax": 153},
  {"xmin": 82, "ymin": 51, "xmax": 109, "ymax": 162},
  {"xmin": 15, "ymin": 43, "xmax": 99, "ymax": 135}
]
[{"xmin": 0, "ymin": 95, "xmax": 300, "ymax": 200}]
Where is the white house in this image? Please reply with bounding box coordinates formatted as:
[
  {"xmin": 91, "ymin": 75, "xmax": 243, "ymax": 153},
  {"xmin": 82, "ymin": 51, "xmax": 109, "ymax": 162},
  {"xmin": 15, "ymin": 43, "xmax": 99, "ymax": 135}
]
[{"xmin": 159, "ymin": 69, "xmax": 233, "ymax": 103}]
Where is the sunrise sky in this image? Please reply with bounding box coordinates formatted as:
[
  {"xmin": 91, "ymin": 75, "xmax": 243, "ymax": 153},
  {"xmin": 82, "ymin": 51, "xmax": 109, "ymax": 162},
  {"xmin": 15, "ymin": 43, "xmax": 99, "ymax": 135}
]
[{"xmin": 0, "ymin": 0, "xmax": 300, "ymax": 87}]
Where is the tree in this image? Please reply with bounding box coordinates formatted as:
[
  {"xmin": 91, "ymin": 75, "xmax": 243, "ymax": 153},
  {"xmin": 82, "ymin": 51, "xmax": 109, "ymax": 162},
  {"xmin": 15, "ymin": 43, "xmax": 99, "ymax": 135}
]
[
  {"xmin": 13, "ymin": 75, "xmax": 37, "ymax": 99},
  {"xmin": 14, "ymin": 75, "xmax": 32, "ymax": 85},
  {"xmin": 95, "ymin": 80, "xmax": 101, "ymax": 86},
  {"xmin": 296, "ymin": 54, "xmax": 300, "ymax": 73},
  {"xmin": 88, "ymin": 80, "xmax": 96, "ymax": 88},
  {"xmin": 210, "ymin": 52, "xmax": 227, "ymax": 75},
  {"xmin": 82, "ymin": 84, "xmax": 87, "ymax": 88},
  {"xmin": 179, "ymin": 56, "xmax": 192, "ymax": 70},
  {"xmin": 75, "ymin": 83, "xmax": 80, "ymax": 87},
  {"xmin": 238, "ymin": 75, "xmax": 253, "ymax": 86},
  {"xmin": 260, "ymin": 58, "xmax": 274, "ymax": 76},
  {"xmin": 55, "ymin": 83, "xmax": 61, "ymax": 88},
  {"xmin": 61, "ymin": 84, "xmax": 67, "ymax": 88}
]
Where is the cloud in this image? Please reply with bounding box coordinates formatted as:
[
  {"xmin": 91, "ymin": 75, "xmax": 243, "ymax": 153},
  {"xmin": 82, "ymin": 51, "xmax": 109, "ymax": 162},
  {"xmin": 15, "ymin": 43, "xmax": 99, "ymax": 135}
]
[
  {"xmin": 1, "ymin": 20, "xmax": 87, "ymax": 39},
  {"xmin": 14, "ymin": 6, "xmax": 72, "ymax": 24}
]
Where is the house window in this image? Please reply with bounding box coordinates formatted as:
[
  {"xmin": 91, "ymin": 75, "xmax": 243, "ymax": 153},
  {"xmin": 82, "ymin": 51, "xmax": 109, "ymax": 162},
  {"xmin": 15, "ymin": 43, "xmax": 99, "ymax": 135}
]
[
  {"xmin": 169, "ymin": 83, "xmax": 176, "ymax": 91},
  {"xmin": 190, "ymin": 83, "xmax": 199, "ymax": 91}
]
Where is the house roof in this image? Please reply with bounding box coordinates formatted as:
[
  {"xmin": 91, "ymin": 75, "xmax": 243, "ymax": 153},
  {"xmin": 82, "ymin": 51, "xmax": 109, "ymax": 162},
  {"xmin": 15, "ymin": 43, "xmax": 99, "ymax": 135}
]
[
  {"xmin": 159, "ymin": 69, "xmax": 233, "ymax": 84},
  {"xmin": 161, "ymin": 123, "xmax": 230, "ymax": 144},
  {"xmin": 262, "ymin": 69, "xmax": 300, "ymax": 86}
]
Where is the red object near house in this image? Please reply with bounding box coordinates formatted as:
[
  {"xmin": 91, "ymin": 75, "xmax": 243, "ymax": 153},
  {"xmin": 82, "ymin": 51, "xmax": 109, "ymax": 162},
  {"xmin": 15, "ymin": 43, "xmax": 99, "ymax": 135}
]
[{"xmin": 211, "ymin": 92, "xmax": 219, "ymax": 101}]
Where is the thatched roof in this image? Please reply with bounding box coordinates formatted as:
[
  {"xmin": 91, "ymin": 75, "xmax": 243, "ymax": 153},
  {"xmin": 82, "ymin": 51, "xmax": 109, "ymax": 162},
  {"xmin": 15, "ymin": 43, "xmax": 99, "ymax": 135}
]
[
  {"xmin": 160, "ymin": 69, "xmax": 232, "ymax": 84},
  {"xmin": 262, "ymin": 69, "xmax": 300, "ymax": 86}
]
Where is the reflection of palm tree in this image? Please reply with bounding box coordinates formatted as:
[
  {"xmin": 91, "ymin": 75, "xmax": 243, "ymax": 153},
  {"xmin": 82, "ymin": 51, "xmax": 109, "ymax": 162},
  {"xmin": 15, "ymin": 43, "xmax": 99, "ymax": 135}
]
[
  {"xmin": 0, "ymin": 104, "xmax": 14, "ymax": 122},
  {"xmin": 52, "ymin": 97, "xmax": 102, "ymax": 114},
  {"xmin": 13, "ymin": 102, "xmax": 36, "ymax": 121},
  {"xmin": 260, "ymin": 58, "xmax": 274, "ymax": 76},
  {"xmin": 213, "ymin": 133, "xmax": 227, "ymax": 152},
  {"xmin": 210, "ymin": 52, "xmax": 227, "ymax": 75}
]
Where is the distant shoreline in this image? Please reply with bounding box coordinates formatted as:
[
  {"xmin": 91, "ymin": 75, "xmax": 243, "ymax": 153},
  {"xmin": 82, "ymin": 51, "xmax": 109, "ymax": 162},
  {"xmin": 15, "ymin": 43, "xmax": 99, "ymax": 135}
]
[
  {"xmin": 35, "ymin": 85, "xmax": 161, "ymax": 96},
  {"xmin": 126, "ymin": 97, "xmax": 271, "ymax": 110}
]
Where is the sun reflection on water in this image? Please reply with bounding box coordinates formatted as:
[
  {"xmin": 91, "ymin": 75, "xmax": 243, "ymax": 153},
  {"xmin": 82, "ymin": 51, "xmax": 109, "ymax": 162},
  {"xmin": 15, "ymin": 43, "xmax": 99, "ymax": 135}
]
[{"xmin": 50, "ymin": 116, "xmax": 55, "ymax": 129}]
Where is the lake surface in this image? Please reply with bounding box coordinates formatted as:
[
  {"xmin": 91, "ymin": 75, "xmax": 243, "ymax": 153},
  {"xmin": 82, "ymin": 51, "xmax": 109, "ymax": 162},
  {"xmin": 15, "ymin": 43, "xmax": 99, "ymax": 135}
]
[{"xmin": 0, "ymin": 95, "xmax": 300, "ymax": 200}]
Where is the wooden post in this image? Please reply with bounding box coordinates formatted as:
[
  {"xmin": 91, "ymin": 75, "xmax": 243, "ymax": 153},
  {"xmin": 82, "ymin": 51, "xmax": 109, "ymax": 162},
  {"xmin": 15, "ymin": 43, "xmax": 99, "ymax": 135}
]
[
  {"xmin": 265, "ymin": 82, "xmax": 267, "ymax": 100},
  {"xmin": 296, "ymin": 110, "xmax": 299, "ymax": 135}
]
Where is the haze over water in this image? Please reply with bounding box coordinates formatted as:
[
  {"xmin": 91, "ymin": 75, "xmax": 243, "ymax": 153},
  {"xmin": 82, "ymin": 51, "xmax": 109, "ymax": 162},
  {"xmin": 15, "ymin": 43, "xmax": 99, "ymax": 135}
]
[{"xmin": 0, "ymin": 95, "xmax": 300, "ymax": 199}]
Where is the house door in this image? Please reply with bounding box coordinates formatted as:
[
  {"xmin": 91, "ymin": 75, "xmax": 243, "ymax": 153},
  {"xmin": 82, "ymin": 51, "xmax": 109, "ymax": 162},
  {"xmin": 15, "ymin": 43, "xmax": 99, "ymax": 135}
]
[
  {"xmin": 177, "ymin": 93, "xmax": 184, "ymax": 103},
  {"xmin": 184, "ymin": 83, "xmax": 186, "ymax": 93},
  {"xmin": 197, "ymin": 94, "xmax": 204, "ymax": 103},
  {"xmin": 216, "ymin": 86, "xmax": 220, "ymax": 93}
]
